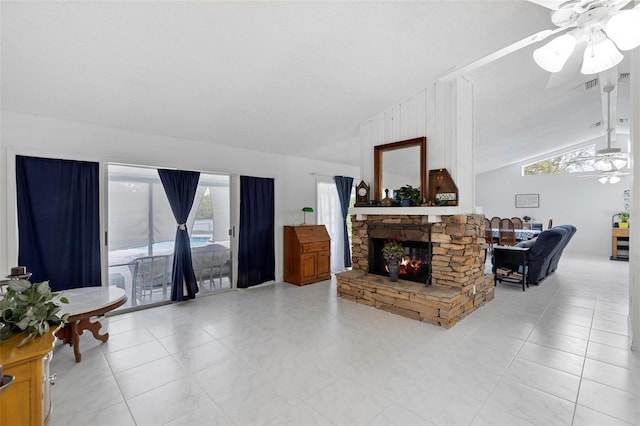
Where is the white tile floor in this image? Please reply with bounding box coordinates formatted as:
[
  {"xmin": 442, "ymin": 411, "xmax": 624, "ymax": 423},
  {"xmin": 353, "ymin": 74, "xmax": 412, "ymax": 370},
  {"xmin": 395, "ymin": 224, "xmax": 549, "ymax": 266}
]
[{"xmin": 50, "ymin": 253, "xmax": 640, "ymax": 425}]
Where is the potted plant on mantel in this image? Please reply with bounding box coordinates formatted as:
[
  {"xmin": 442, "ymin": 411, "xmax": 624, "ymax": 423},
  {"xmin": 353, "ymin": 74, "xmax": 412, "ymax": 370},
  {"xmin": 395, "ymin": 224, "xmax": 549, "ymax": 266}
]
[
  {"xmin": 395, "ymin": 185, "xmax": 421, "ymax": 207},
  {"xmin": 382, "ymin": 238, "xmax": 405, "ymax": 282},
  {"xmin": 0, "ymin": 279, "xmax": 69, "ymax": 347}
]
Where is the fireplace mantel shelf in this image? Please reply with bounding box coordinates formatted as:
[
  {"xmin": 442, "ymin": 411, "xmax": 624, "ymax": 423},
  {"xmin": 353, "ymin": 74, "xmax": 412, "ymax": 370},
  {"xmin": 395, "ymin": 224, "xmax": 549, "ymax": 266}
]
[{"xmin": 349, "ymin": 206, "xmax": 463, "ymax": 221}]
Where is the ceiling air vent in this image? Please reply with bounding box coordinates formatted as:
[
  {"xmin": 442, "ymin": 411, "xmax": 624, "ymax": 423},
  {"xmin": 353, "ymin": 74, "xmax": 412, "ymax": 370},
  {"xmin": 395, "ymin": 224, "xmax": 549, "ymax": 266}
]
[
  {"xmin": 619, "ymin": 73, "xmax": 630, "ymax": 80},
  {"xmin": 584, "ymin": 78, "xmax": 599, "ymax": 90}
]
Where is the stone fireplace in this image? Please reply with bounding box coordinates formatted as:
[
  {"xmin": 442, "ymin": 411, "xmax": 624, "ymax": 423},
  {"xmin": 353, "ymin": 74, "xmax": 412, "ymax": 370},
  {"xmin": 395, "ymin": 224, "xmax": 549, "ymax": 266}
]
[{"xmin": 336, "ymin": 213, "xmax": 493, "ymax": 328}]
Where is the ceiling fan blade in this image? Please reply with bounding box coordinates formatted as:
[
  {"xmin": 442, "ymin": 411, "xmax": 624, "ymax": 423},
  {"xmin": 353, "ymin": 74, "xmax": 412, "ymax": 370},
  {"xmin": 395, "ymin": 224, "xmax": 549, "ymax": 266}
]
[
  {"xmin": 527, "ymin": 0, "xmax": 564, "ymax": 10},
  {"xmin": 545, "ymin": 39, "xmax": 587, "ymax": 88},
  {"xmin": 439, "ymin": 28, "xmax": 565, "ymax": 81}
]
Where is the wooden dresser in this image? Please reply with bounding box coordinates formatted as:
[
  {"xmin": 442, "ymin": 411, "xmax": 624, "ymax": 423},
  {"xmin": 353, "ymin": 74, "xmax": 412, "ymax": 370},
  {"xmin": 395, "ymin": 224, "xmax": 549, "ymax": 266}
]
[
  {"xmin": 284, "ymin": 225, "xmax": 331, "ymax": 285},
  {"xmin": 0, "ymin": 329, "xmax": 56, "ymax": 426}
]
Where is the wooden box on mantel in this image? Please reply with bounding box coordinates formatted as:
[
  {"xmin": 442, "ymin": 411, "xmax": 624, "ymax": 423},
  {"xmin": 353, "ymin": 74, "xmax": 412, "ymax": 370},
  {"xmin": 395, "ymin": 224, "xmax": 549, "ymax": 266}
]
[
  {"xmin": 428, "ymin": 168, "xmax": 458, "ymax": 206},
  {"xmin": 283, "ymin": 225, "xmax": 331, "ymax": 285}
]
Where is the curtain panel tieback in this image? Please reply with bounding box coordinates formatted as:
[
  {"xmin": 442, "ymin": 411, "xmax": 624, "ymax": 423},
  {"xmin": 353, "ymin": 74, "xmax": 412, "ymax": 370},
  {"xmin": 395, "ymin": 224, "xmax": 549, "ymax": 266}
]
[{"xmin": 178, "ymin": 223, "xmax": 187, "ymax": 231}]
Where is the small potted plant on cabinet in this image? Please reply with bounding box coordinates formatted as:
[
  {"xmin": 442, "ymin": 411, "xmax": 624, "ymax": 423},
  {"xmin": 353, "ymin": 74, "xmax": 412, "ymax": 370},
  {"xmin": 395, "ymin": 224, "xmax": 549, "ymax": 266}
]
[{"xmin": 618, "ymin": 211, "xmax": 630, "ymax": 228}]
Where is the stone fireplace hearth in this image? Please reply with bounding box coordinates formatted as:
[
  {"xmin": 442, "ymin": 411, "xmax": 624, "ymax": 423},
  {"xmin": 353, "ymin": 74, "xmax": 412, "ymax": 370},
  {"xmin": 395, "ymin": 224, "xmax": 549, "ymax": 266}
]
[{"xmin": 336, "ymin": 214, "xmax": 493, "ymax": 328}]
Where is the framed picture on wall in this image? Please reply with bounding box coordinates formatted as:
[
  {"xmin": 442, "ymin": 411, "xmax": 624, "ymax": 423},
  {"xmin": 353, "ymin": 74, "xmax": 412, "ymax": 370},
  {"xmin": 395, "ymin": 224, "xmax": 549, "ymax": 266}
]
[{"xmin": 515, "ymin": 193, "xmax": 539, "ymax": 208}]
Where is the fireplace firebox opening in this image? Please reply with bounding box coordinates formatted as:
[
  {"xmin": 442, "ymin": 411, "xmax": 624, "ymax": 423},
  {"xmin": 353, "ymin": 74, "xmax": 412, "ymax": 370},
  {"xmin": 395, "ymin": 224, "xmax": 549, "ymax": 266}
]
[{"xmin": 370, "ymin": 238, "xmax": 432, "ymax": 284}]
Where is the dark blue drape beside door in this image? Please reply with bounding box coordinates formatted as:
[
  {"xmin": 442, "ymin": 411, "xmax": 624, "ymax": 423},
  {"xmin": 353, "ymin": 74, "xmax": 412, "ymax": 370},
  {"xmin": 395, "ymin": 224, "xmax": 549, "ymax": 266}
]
[
  {"xmin": 16, "ymin": 156, "xmax": 101, "ymax": 291},
  {"xmin": 238, "ymin": 176, "xmax": 275, "ymax": 288},
  {"xmin": 334, "ymin": 176, "xmax": 353, "ymax": 267},
  {"xmin": 158, "ymin": 169, "xmax": 200, "ymax": 301}
]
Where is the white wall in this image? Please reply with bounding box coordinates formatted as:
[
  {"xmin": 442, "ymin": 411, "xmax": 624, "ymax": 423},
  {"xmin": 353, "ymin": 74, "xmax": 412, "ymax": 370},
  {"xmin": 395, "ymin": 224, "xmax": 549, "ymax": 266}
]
[
  {"xmin": 0, "ymin": 110, "xmax": 359, "ymax": 282},
  {"xmin": 476, "ymin": 162, "xmax": 630, "ymax": 257},
  {"xmin": 628, "ymin": 49, "xmax": 639, "ymax": 350}
]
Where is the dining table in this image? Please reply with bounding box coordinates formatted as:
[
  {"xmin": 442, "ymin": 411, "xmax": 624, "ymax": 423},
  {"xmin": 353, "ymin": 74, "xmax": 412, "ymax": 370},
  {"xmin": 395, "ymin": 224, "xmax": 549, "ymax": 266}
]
[{"xmin": 491, "ymin": 228, "xmax": 541, "ymax": 241}]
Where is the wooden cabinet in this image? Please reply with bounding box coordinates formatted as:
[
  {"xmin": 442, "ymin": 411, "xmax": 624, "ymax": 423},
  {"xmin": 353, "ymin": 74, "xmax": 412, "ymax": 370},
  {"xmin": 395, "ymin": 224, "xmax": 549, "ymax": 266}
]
[
  {"xmin": 611, "ymin": 227, "xmax": 629, "ymax": 261},
  {"xmin": 284, "ymin": 225, "xmax": 331, "ymax": 285},
  {"xmin": 0, "ymin": 329, "xmax": 56, "ymax": 426}
]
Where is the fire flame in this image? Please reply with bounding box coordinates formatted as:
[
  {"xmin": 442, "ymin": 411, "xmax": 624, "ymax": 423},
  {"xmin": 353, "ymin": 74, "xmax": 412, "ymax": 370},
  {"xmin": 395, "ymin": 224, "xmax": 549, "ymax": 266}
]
[{"xmin": 385, "ymin": 256, "xmax": 423, "ymax": 276}]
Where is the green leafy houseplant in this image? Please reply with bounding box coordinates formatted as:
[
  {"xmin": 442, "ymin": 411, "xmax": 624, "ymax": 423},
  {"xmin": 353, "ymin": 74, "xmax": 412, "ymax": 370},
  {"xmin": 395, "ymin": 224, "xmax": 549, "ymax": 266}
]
[
  {"xmin": 382, "ymin": 238, "xmax": 405, "ymax": 262},
  {"xmin": 394, "ymin": 185, "xmax": 421, "ymax": 206},
  {"xmin": 618, "ymin": 211, "xmax": 630, "ymax": 223},
  {"xmin": 0, "ymin": 280, "xmax": 69, "ymax": 347}
]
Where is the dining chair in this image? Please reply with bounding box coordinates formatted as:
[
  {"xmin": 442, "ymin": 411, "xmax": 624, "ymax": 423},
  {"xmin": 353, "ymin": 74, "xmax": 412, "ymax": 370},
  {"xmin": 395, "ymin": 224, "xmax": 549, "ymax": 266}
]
[
  {"xmin": 499, "ymin": 218, "xmax": 516, "ymax": 246},
  {"xmin": 192, "ymin": 247, "xmax": 231, "ymax": 290},
  {"xmin": 192, "ymin": 248, "xmax": 214, "ymax": 290},
  {"xmin": 490, "ymin": 216, "xmax": 501, "ymax": 230},
  {"xmin": 511, "ymin": 217, "xmax": 523, "ymax": 229},
  {"xmin": 131, "ymin": 255, "xmax": 171, "ymax": 305},
  {"xmin": 484, "ymin": 217, "xmax": 494, "ymax": 261},
  {"xmin": 484, "ymin": 217, "xmax": 493, "ymax": 247}
]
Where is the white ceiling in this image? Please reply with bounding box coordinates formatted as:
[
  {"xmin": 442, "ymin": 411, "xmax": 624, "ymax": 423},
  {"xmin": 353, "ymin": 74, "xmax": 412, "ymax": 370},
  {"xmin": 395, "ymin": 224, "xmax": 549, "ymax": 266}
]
[{"xmin": 0, "ymin": 1, "xmax": 634, "ymax": 174}]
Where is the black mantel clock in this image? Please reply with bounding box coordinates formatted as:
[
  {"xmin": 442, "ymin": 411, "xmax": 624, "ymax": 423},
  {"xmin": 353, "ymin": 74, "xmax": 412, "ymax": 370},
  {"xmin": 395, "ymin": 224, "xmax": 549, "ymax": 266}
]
[{"xmin": 355, "ymin": 180, "xmax": 370, "ymax": 206}]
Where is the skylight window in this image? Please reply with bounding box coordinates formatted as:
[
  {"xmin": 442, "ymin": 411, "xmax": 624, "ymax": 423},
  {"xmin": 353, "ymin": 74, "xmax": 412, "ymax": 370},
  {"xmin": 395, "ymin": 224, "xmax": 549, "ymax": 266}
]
[{"xmin": 522, "ymin": 145, "xmax": 597, "ymax": 175}]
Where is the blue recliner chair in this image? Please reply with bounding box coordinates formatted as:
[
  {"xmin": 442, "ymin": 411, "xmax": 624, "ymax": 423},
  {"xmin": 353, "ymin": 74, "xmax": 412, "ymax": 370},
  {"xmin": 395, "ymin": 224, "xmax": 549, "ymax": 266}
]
[
  {"xmin": 547, "ymin": 225, "xmax": 577, "ymax": 274},
  {"xmin": 493, "ymin": 226, "xmax": 574, "ymax": 290}
]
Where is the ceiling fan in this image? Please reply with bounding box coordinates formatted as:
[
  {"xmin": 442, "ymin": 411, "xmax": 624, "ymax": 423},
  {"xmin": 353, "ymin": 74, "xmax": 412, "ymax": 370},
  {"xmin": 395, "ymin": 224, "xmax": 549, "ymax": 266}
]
[
  {"xmin": 439, "ymin": 0, "xmax": 640, "ymax": 83},
  {"xmin": 532, "ymin": 0, "xmax": 640, "ymax": 88},
  {"xmin": 562, "ymin": 82, "xmax": 630, "ymax": 179},
  {"xmin": 577, "ymin": 169, "xmax": 629, "ymax": 183}
]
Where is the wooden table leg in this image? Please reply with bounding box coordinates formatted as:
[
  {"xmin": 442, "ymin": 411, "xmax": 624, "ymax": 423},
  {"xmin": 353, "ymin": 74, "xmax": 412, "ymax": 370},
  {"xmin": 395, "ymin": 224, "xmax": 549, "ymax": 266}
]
[
  {"xmin": 70, "ymin": 321, "xmax": 81, "ymax": 362},
  {"xmin": 55, "ymin": 321, "xmax": 82, "ymax": 362},
  {"xmin": 55, "ymin": 317, "xmax": 108, "ymax": 362},
  {"xmin": 77, "ymin": 317, "xmax": 108, "ymax": 343}
]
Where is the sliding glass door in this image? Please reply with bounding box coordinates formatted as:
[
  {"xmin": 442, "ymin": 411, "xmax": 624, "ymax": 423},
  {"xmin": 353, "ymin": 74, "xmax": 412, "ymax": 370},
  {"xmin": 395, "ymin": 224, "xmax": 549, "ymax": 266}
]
[{"xmin": 107, "ymin": 164, "xmax": 231, "ymax": 309}]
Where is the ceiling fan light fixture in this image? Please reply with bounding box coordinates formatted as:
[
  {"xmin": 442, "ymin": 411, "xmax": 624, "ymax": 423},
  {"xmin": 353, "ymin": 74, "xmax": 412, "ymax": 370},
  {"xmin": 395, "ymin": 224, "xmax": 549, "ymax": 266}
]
[
  {"xmin": 597, "ymin": 172, "xmax": 623, "ymax": 184},
  {"xmin": 533, "ymin": 33, "xmax": 576, "ymax": 72},
  {"xmin": 593, "ymin": 158, "xmax": 614, "ymax": 171},
  {"xmin": 605, "ymin": 9, "xmax": 640, "ymax": 50},
  {"xmin": 611, "ymin": 158, "xmax": 628, "ymax": 170},
  {"xmin": 580, "ymin": 31, "xmax": 623, "ymax": 74},
  {"xmin": 593, "ymin": 154, "xmax": 628, "ymax": 171}
]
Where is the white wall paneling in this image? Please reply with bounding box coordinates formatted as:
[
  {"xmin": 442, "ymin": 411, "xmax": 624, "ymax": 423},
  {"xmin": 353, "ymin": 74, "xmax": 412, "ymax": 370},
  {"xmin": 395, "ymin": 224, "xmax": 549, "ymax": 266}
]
[{"xmin": 359, "ymin": 77, "xmax": 475, "ymax": 212}]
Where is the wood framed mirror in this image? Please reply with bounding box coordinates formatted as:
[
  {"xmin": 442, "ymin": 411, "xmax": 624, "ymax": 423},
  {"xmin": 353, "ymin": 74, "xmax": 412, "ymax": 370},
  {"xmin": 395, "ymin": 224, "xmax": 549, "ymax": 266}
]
[{"xmin": 374, "ymin": 137, "xmax": 427, "ymax": 203}]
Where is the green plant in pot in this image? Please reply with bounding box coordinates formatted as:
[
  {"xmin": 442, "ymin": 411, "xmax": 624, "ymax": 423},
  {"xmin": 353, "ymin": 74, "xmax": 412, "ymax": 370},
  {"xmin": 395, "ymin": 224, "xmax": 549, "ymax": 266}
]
[
  {"xmin": 395, "ymin": 185, "xmax": 421, "ymax": 207},
  {"xmin": 0, "ymin": 279, "xmax": 69, "ymax": 347},
  {"xmin": 382, "ymin": 238, "xmax": 405, "ymax": 282},
  {"xmin": 618, "ymin": 211, "xmax": 630, "ymax": 228}
]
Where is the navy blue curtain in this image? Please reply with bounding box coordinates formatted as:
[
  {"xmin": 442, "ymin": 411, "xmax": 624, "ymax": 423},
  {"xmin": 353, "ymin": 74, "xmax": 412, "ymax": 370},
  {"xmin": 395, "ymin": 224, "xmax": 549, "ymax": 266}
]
[
  {"xmin": 158, "ymin": 169, "xmax": 200, "ymax": 301},
  {"xmin": 334, "ymin": 176, "xmax": 353, "ymax": 267},
  {"xmin": 238, "ymin": 176, "xmax": 275, "ymax": 288},
  {"xmin": 16, "ymin": 156, "xmax": 101, "ymax": 291}
]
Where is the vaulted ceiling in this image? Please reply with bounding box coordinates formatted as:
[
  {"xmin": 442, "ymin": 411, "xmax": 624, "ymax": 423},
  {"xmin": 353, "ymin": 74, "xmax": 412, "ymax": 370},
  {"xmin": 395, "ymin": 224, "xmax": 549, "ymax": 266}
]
[{"xmin": 1, "ymin": 1, "xmax": 633, "ymax": 174}]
